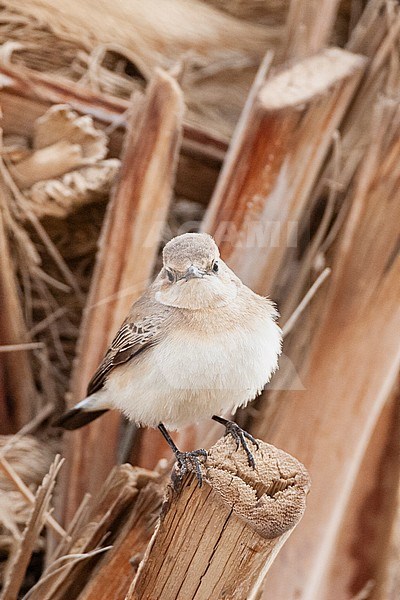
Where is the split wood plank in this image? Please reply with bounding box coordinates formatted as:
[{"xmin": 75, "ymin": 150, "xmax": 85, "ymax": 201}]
[
  {"xmin": 253, "ymin": 98, "xmax": 400, "ymax": 599},
  {"xmin": 126, "ymin": 436, "xmax": 310, "ymax": 600},
  {"xmin": 58, "ymin": 69, "xmax": 184, "ymax": 524},
  {"xmin": 201, "ymin": 48, "xmax": 366, "ymax": 296}
]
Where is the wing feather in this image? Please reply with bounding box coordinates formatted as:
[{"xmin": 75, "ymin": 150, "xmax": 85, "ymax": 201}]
[{"xmin": 87, "ymin": 313, "xmax": 165, "ymax": 395}]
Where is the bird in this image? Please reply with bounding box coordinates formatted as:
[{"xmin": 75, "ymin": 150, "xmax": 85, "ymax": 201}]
[{"xmin": 56, "ymin": 233, "xmax": 282, "ymax": 485}]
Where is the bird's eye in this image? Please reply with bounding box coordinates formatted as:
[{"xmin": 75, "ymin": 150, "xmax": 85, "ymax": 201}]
[
  {"xmin": 166, "ymin": 268, "xmax": 175, "ymax": 282},
  {"xmin": 212, "ymin": 260, "xmax": 219, "ymax": 273}
]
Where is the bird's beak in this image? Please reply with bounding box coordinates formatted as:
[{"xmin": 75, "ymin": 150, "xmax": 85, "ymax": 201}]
[{"xmin": 184, "ymin": 265, "xmax": 204, "ymax": 281}]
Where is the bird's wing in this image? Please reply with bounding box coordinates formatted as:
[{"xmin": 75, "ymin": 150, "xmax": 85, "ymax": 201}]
[{"xmin": 87, "ymin": 301, "xmax": 168, "ymax": 395}]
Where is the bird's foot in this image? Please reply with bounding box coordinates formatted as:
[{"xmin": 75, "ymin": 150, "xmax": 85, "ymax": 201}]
[
  {"xmin": 173, "ymin": 448, "xmax": 208, "ymax": 488},
  {"xmin": 212, "ymin": 416, "xmax": 259, "ymax": 468}
]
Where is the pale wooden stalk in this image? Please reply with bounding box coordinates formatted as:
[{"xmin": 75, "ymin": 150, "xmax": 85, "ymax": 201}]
[
  {"xmin": 0, "ymin": 206, "xmax": 38, "ymax": 429},
  {"xmin": 59, "ymin": 69, "xmax": 184, "ymax": 524},
  {"xmin": 253, "ymin": 100, "xmax": 400, "ymax": 599},
  {"xmin": 0, "ymin": 343, "xmax": 44, "ymax": 352},
  {"xmin": 283, "ymin": 0, "xmax": 341, "ymax": 59},
  {"xmin": 127, "ymin": 436, "xmax": 310, "ymax": 600},
  {"xmin": 201, "ymin": 48, "xmax": 366, "ymax": 294}
]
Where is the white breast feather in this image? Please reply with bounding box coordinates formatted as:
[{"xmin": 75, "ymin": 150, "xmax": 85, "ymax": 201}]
[{"xmin": 106, "ymin": 312, "xmax": 281, "ymax": 430}]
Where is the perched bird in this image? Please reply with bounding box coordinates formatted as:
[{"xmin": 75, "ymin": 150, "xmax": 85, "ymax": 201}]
[{"xmin": 56, "ymin": 233, "xmax": 282, "ymax": 484}]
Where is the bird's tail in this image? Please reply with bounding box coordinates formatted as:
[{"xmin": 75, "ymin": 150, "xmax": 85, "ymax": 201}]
[{"xmin": 54, "ymin": 394, "xmax": 110, "ymax": 430}]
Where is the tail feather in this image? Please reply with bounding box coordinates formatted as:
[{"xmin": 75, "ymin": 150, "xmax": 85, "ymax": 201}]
[
  {"xmin": 54, "ymin": 407, "xmax": 109, "ymax": 430},
  {"xmin": 54, "ymin": 393, "xmax": 111, "ymax": 430}
]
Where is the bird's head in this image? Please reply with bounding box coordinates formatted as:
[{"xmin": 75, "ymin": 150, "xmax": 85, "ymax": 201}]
[{"xmin": 155, "ymin": 233, "xmax": 240, "ymax": 309}]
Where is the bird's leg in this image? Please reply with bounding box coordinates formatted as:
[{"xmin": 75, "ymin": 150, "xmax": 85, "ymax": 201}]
[
  {"xmin": 158, "ymin": 423, "xmax": 207, "ymax": 487},
  {"xmin": 212, "ymin": 415, "xmax": 259, "ymax": 468}
]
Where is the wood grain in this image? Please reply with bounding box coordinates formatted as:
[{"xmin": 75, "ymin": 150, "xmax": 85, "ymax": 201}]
[
  {"xmin": 127, "ymin": 436, "xmax": 310, "ymax": 600},
  {"xmin": 255, "ymin": 98, "xmax": 400, "ymax": 599},
  {"xmin": 202, "ymin": 48, "xmax": 366, "ymax": 294},
  {"xmin": 58, "ymin": 69, "xmax": 184, "ymax": 523}
]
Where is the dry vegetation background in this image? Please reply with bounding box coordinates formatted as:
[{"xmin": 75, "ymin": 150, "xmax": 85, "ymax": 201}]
[{"xmin": 0, "ymin": 0, "xmax": 399, "ymax": 598}]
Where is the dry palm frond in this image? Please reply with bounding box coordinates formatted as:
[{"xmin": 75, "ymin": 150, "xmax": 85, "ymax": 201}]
[
  {"xmin": 5, "ymin": 104, "xmax": 120, "ymax": 215},
  {"xmin": 204, "ymin": 0, "xmax": 289, "ymax": 25},
  {"xmin": 0, "ymin": 435, "xmax": 55, "ymax": 585},
  {"xmin": 0, "ymin": 0, "xmax": 283, "ymax": 138},
  {"xmin": 0, "ymin": 104, "xmax": 119, "ymax": 408},
  {"xmin": 0, "ymin": 436, "xmax": 54, "ymax": 491},
  {"xmin": 1, "ymin": 455, "xmax": 63, "ymax": 600}
]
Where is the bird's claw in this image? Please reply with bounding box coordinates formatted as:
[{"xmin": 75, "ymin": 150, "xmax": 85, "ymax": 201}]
[
  {"xmin": 213, "ymin": 416, "xmax": 258, "ymax": 468},
  {"xmin": 173, "ymin": 449, "xmax": 208, "ymax": 488}
]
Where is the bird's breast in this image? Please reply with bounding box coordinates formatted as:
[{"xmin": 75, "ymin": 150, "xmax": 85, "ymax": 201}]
[
  {"xmin": 153, "ymin": 313, "xmax": 280, "ymax": 393},
  {"xmin": 108, "ymin": 306, "xmax": 281, "ymax": 429}
]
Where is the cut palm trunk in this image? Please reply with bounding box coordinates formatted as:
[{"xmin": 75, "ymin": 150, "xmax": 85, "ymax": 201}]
[
  {"xmin": 253, "ymin": 98, "xmax": 400, "ymax": 600},
  {"xmin": 58, "ymin": 69, "xmax": 184, "ymax": 524},
  {"xmin": 202, "ymin": 47, "xmax": 366, "ymax": 294},
  {"xmin": 127, "ymin": 436, "xmax": 310, "ymax": 600}
]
